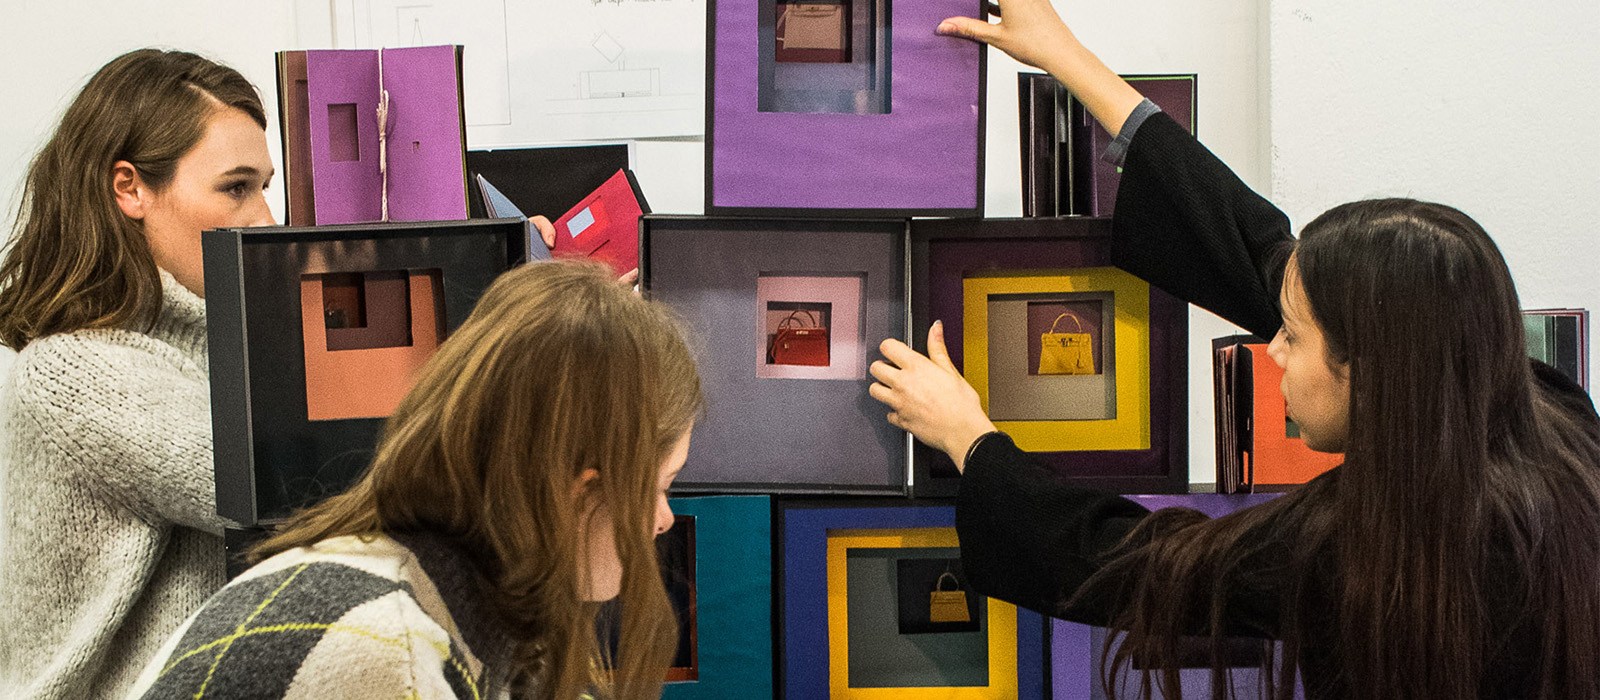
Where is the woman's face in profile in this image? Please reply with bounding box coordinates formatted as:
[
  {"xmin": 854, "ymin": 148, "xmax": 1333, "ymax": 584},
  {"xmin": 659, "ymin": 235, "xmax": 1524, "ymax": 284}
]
[
  {"xmin": 1267, "ymin": 265, "xmax": 1351, "ymax": 453},
  {"xmin": 580, "ymin": 428, "xmax": 692, "ymax": 602},
  {"xmin": 114, "ymin": 106, "xmax": 276, "ymax": 297}
]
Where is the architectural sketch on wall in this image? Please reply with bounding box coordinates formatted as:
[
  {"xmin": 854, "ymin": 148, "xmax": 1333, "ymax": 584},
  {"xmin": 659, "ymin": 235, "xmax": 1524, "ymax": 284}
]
[
  {"xmin": 332, "ymin": 0, "xmax": 513, "ymax": 127},
  {"xmin": 327, "ymin": 0, "xmax": 703, "ymax": 145}
]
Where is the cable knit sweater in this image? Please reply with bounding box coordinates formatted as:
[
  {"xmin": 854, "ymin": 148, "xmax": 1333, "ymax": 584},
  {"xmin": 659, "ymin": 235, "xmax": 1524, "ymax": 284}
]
[{"xmin": 0, "ymin": 269, "xmax": 227, "ymax": 699}]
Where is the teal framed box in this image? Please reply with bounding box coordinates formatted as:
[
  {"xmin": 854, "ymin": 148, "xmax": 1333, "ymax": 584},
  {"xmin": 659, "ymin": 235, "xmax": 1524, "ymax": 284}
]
[{"xmin": 662, "ymin": 495, "xmax": 774, "ymax": 699}]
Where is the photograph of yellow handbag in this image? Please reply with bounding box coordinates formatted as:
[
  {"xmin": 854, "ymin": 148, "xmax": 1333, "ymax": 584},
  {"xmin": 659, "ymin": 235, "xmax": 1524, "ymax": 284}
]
[
  {"xmin": 1038, "ymin": 311, "xmax": 1096, "ymax": 375},
  {"xmin": 928, "ymin": 571, "xmax": 972, "ymax": 624}
]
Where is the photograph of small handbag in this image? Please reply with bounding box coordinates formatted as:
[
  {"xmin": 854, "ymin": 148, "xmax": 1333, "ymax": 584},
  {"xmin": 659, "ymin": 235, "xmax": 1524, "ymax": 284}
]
[
  {"xmin": 928, "ymin": 571, "xmax": 972, "ymax": 624},
  {"xmin": 1038, "ymin": 311, "xmax": 1096, "ymax": 375},
  {"xmin": 775, "ymin": 2, "xmax": 851, "ymax": 62},
  {"xmin": 768, "ymin": 309, "xmax": 831, "ymax": 367}
]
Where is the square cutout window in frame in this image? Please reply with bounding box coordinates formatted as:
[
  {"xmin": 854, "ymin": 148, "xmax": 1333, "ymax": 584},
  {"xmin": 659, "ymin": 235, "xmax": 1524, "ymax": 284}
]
[
  {"xmin": 762, "ymin": 0, "xmax": 888, "ymax": 116},
  {"xmin": 909, "ymin": 217, "xmax": 1188, "ymax": 497},
  {"xmin": 301, "ymin": 269, "xmax": 444, "ymax": 422},
  {"xmin": 775, "ymin": 1, "xmax": 852, "ymax": 63},
  {"xmin": 756, "ymin": 273, "xmax": 865, "ymax": 380}
]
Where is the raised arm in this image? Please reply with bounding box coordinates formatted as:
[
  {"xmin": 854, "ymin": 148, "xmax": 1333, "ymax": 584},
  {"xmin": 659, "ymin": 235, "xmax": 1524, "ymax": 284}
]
[{"xmin": 939, "ymin": 0, "xmax": 1293, "ymax": 339}]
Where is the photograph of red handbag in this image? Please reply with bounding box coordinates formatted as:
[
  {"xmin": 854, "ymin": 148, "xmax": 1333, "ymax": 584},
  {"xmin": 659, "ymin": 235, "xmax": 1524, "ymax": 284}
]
[{"xmin": 768, "ymin": 309, "xmax": 831, "ymax": 367}]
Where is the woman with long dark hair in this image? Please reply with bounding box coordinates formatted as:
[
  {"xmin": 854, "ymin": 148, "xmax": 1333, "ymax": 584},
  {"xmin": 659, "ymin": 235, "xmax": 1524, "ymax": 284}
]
[{"xmin": 868, "ymin": 1, "xmax": 1600, "ymax": 697}]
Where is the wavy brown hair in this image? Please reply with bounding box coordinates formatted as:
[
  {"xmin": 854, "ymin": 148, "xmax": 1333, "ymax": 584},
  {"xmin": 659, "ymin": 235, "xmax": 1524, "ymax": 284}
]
[
  {"xmin": 1084, "ymin": 199, "xmax": 1600, "ymax": 698},
  {"xmin": 0, "ymin": 48, "xmax": 264, "ymax": 350},
  {"xmin": 252, "ymin": 260, "xmax": 701, "ymax": 699}
]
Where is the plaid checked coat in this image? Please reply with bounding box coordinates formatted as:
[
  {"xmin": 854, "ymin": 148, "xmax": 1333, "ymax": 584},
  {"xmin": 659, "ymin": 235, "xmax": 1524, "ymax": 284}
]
[{"xmin": 126, "ymin": 533, "xmax": 518, "ymax": 699}]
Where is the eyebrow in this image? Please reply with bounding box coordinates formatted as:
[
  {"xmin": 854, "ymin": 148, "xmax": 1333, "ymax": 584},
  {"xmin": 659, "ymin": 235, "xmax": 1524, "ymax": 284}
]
[{"xmin": 217, "ymin": 165, "xmax": 275, "ymax": 180}]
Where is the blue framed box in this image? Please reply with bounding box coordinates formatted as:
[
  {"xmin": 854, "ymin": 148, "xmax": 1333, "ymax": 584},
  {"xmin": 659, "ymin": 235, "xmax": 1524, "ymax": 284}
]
[{"xmin": 779, "ymin": 501, "xmax": 1046, "ymax": 699}]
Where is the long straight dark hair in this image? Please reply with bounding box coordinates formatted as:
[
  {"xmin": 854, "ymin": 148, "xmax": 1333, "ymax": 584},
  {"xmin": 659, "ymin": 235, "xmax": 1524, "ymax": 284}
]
[{"xmin": 1085, "ymin": 199, "xmax": 1600, "ymax": 698}]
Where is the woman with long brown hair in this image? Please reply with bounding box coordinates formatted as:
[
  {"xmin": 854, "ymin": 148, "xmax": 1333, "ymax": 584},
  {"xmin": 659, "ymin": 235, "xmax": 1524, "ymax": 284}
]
[
  {"xmin": 869, "ymin": 1, "xmax": 1600, "ymax": 697},
  {"xmin": 128, "ymin": 260, "xmax": 698, "ymax": 699},
  {"xmin": 0, "ymin": 49, "xmax": 276, "ymax": 698}
]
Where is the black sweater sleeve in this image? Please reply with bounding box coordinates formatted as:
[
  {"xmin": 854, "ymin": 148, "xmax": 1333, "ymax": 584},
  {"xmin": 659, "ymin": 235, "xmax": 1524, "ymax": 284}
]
[
  {"xmin": 957, "ymin": 433, "xmax": 1308, "ymax": 638},
  {"xmin": 955, "ymin": 433, "xmax": 1152, "ymax": 623},
  {"xmin": 1111, "ymin": 112, "xmax": 1295, "ymax": 341}
]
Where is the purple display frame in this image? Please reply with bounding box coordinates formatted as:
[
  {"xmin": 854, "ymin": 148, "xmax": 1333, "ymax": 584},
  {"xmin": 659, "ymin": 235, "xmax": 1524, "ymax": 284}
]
[
  {"xmin": 909, "ymin": 217, "xmax": 1188, "ymax": 497},
  {"xmin": 1051, "ymin": 493, "xmax": 1290, "ymax": 700},
  {"xmin": 706, "ymin": 0, "xmax": 987, "ymax": 217}
]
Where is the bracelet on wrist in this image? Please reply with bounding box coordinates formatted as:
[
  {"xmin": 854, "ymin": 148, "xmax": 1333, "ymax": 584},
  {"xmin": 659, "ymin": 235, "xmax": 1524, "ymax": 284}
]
[{"xmin": 961, "ymin": 430, "xmax": 1005, "ymax": 471}]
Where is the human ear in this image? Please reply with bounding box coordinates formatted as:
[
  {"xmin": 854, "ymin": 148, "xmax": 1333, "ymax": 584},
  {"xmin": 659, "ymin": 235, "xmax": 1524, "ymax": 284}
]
[
  {"xmin": 570, "ymin": 468, "xmax": 601, "ymax": 502},
  {"xmin": 111, "ymin": 161, "xmax": 149, "ymax": 221}
]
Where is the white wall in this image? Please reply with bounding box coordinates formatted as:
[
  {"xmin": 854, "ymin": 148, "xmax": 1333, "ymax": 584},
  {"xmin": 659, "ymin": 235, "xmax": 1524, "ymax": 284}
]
[
  {"xmin": 1269, "ymin": 0, "xmax": 1600, "ymax": 387},
  {"xmin": 0, "ymin": 0, "xmax": 1265, "ymax": 489}
]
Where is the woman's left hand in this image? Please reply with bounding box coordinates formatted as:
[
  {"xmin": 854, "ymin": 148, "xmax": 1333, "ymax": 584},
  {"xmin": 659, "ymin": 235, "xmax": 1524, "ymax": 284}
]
[{"xmin": 870, "ymin": 321, "xmax": 998, "ymax": 472}]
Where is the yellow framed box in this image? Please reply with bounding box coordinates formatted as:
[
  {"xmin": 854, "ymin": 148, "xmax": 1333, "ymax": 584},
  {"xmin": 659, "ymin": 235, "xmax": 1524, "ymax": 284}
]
[
  {"xmin": 963, "ymin": 268, "xmax": 1151, "ymax": 453},
  {"xmin": 910, "ymin": 217, "xmax": 1188, "ymax": 497}
]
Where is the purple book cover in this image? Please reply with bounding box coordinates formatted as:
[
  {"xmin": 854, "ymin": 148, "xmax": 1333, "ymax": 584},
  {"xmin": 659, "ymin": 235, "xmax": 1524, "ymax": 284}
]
[
  {"xmin": 379, "ymin": 45, "xmax": 468, "ymax": 222},
  {"xmin": 710, "ymin": 0, "xmax": 983, "ymax": 212},
  {"xmin": 1076, "ymin": 75, "xmax": 1196, "ymax": 217},
  {"xmin": 306, "ymin": 50, "xmax": 383, "ymax": 225}
]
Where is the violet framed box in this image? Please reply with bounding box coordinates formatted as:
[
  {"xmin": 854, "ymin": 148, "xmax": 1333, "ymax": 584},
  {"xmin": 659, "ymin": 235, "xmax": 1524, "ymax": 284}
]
[
  {"xmin": 642, "ymin": 215, "xmax": 910, "ymax": 494},
  {"xmin": 1051, "ymin": 494, "xmax": 1283, "ymax": 700},
  {"xmin": 659, "ymin": 495, "xmax": 775, "ymax": 699},
  {"xmin": 910, "ymin": 217, "xmax": 1188, "ymax": 497},
  {"xmin": 705, "ymin": 0, "xmax": 988, "ymax": 217},
  {"xmin": 204, "ymin": 219, "xmax": 527, "ymax": 525},
  {"xmin": 778, "ymin": 500, "xmax": 1046, "ymax": 699}
]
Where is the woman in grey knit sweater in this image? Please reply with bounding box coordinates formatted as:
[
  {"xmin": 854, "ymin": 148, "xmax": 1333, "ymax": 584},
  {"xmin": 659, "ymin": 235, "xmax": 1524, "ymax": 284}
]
[{"xmin": 0, "ymin": 50, "xmax": 275, "ymax": 698}]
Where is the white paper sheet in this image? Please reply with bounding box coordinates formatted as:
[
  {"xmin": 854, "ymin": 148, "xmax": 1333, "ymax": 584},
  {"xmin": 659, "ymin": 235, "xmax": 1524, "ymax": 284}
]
[{"xmin": 332, "ymin": 0, "xmax": 704, "ymax": 145}]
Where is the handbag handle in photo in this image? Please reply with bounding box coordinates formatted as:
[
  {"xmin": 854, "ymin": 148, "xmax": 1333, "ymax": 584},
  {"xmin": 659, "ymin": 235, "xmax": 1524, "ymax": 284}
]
[
  {"xmin": 778, "ymin": 309, "xmax": 824, "ymax": 331},
  {"xmin": 1047, "ymin": 312, "xmax": 1085, "ymax": 335},
  {"xmin": 929, "ymin": 571, "xmax": 972, "ymax": 624}
]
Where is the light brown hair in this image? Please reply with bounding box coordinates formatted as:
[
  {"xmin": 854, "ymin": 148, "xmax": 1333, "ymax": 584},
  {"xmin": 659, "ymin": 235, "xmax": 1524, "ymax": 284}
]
[
  {"xmin": 0, "ymin": 48, "xmax": 265, "ymax": 349},
  {"xmin": 254, "ymin": 260, "xmax": 702, "ymax": 699}
]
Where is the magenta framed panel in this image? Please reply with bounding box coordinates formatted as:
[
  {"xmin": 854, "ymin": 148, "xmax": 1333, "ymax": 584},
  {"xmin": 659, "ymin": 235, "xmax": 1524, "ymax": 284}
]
[
  {"xmin": 909, "ymin": 217, "xmax": 1188, "ymax": 497},
  {"xmin": 706, "ymin": 0, "xmax": 987, "ymax": 217}
]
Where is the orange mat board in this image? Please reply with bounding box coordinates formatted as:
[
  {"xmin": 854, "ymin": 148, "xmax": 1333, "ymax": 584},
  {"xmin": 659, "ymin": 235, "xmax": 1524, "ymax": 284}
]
[
  {"xmin": 301, "ymin": 270, "xmax": 444, "ymax": 421},
  {"xmin": 1245, "ymin": 344, "xmax": 1343, "ymax": 486}
]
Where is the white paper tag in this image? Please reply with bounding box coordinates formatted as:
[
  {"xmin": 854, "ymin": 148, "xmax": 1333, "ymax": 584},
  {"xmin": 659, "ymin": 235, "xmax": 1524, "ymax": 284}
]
[{"xmin": 568, "ymin": 206, "xmax": 596, "ymax": 238}]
